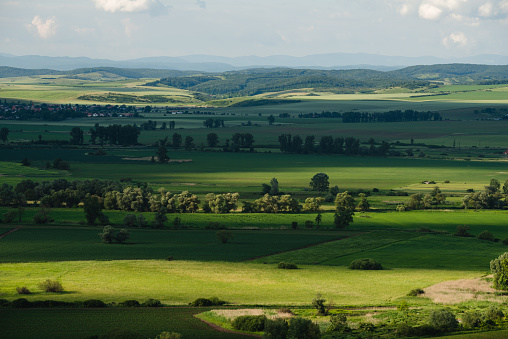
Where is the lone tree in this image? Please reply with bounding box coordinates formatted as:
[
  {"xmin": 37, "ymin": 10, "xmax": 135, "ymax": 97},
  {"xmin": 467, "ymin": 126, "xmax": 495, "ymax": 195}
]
[
  {"xmin": 156, "ymin": 137, "xmax": 170, "ymax": 163},
  {"xmin": 83, "ymin": 195, "xmax": 103, "ymax": 225},
  {"xmin": 207, "ymin": 133, "xmax": 219, "ymax": 147},
  {"xmin": 491, "ymin": 252, "xmax": 508, "ymax": 290},
  {"xmin": 334, "ymin": 191, "xmax": 355, "ymax": 229},
  {"xmin": 309, "ymin": 173, "xmax": 330, "ymax": 192},
  {"xmin": 269, "ymin": 178, "xmax": 280, "ymax": 195}
]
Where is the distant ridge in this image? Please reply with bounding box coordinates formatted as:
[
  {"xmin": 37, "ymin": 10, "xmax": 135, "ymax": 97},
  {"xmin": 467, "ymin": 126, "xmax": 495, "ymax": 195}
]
[{"xmin": 0, "ymin": 53, "xmax": 507, "ymax": 72}]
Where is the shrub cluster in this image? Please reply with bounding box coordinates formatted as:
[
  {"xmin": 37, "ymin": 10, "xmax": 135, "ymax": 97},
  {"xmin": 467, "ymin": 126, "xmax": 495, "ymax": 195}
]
[
  {"xmin": 277, "ymin": 262, "xmax": 298, "ymax": 269},
  {"xmin": 1, "ymin": 298, "xmax": 163, "ymax": 309},
  {"xmin": 189, "ymin": 296, "xmax": 226, "ymax": 307},
  {"xmin": 232, "ymin": 315, "xmax": 267, "ymax": 332},
  {"xmin": 38, "ymin": 279, "xmax": 64, "ymax": 293},
  {"xmin": 407, "ymin": 288, "xmax": 425, "ymax": 297},
  {"xmin": 349, "ymin": 258, "xmax": 383, "ymax": 270}
]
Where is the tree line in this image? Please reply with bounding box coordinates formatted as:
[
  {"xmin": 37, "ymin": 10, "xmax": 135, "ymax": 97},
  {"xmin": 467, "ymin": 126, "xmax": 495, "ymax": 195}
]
[{"xmin": 278, "ymin": 134, "xmax": 391, "ymax": 156}]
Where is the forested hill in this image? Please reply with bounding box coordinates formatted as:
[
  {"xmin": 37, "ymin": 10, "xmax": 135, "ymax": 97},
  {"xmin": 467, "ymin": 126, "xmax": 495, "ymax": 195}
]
[
  {"xmin": 146, "ymin": 68, "xmax": 429, "ymax": 97},
  {"xmin": 0, "ymin": 66, "xmax": 198, "ymax": 79},
  {"xmin": 147, "ymin": 64, "xmax": 508, "ymax": 97}
]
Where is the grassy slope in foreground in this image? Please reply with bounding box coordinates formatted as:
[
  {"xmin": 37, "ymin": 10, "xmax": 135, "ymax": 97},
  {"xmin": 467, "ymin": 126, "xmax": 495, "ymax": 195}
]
[{"xmin": 0, "ymin": 260, "xmax": 480, "ymax": 306}]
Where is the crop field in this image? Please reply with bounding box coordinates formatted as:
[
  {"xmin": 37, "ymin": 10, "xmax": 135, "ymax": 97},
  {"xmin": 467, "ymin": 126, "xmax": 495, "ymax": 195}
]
[{"xmin": 0, "ymin": 308, "xmax": 248, "ymax": 339}]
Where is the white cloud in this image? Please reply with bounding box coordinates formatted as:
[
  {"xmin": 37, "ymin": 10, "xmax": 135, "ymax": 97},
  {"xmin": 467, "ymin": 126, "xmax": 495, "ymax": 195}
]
[
  {"xmin": 92, "ymin": 0, "xmax": 167, "ymax": 15},
  {"xmin": 479, "ymin": 2, "xmax": 494, "ymax": 16},
  {"xmin": 419, "ymin": 3, "xmax": 443, "ymax": 19},
  {"xmin": 31, "ymin": 16, "xmax": 57, "ymax": 39},
  {"xmin": 442, "ymin": 31, "xmax": 469, "ymax": 47},
  {"xmin": 398, "ymin": 4, "xmax": 411, "ymax": 15}
]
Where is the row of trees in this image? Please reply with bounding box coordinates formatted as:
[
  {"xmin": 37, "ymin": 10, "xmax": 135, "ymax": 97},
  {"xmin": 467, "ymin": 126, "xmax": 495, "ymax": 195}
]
[
  {"xmin": 278, "ymin": 134, "xmax": 390, "ymax": 156},
  {"xmin": 341, "ymin": 110, "xmax": 442, "ymax": 123}
]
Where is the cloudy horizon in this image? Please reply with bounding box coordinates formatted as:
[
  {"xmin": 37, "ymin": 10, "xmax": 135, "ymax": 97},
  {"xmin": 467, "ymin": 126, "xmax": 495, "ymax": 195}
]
[{"xmin": 1, "ymin": 0, "xmax": 507, "ymax": 60}]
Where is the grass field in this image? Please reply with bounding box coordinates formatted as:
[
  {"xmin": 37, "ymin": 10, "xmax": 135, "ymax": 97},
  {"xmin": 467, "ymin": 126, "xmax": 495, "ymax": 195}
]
[
  {"xmin": 0, "ymin": 259, "xmax": 480, "ymax": 306},
  {"xmin": 0, "ymin": 226, "xmax": 348, "ymax": 263}
]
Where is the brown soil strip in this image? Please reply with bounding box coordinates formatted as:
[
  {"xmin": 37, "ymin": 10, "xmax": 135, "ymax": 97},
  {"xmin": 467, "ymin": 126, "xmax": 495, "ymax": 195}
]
[
  {"xmin": 193, "ymin": 314, "xmax": 261, "ymax": 338},
  {"xmin": 243, "ymin": 233, "xmax": 367, "ymax": 262},
  {"xmin": 0, "ymin": 225, "xmax": 23, "ymax": 240}
]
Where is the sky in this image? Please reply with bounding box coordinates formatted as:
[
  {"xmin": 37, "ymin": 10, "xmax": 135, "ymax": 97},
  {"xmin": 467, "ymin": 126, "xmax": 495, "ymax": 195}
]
[{"xmin": 1, "ymin": 0, "xmax": 507, "ymax": 60}]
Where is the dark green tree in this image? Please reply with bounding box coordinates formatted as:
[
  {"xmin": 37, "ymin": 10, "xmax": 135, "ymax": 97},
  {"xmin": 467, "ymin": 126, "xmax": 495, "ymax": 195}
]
[
  {"xmin": 172, "ymin": 133, "xmax": 182, "ymax": 149},
  {"xmin": 156, "ymin": 137, "xmax": 170, "ymax": 163},
  {"xmin": 83, "ymin": 195, "xmax": 102, "ymax": 225},
  {"xmin": 268, "ymin": 115, "xmax": 275, "ymax": 125},
  {"xmin": 334, "ymin": 191, "xmax": 355, "ymax": 228},
  {"xmin": 69, "ymin": 127, "xmax": 84, "ymax": 145},
  {"xmin": 0, "ymin": 127, "xmax": 9, "ymax": 142},
  {"xmin": 309, "ymin": 173, "xmax": 329, "ymax": 192},
  {"xmin": 207, "ymin": 133, "xmax": 219, "ymax": 147}
]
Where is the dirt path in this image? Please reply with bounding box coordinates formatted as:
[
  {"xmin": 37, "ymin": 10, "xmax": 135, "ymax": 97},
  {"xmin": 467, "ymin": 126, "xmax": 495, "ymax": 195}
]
[
  {"xmin": 193, "ymin": 315, "xmax": 261, "ymax": 338},
  {"xmin": 0, "ymin": 225, "xmax": 23, "ymax": 240},
  {"xmin": 243, "ymin": 232, "xmax": 367, "ymax": 262}
]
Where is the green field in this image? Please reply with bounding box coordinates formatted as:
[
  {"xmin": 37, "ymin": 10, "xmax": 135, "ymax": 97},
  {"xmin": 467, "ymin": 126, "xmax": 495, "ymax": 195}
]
[{"xmin": 0, "ymin": 308, "xmax": 248, "ymax": 339}]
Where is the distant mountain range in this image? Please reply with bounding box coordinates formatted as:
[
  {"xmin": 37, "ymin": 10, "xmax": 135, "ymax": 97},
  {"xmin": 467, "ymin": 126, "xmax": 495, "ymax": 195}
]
[{"xmin": 0, "ymin": 53, "xmax": 507, "ymax": 72}]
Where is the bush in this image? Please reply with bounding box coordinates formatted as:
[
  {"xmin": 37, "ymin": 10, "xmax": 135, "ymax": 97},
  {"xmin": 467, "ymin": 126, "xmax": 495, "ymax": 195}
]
[
  {"xmin": 484, "ymin": 306, "xmax": 504, "ymax": 322},
  {"xmin": 83, "ymin": 299, "xmax": 107, "ymax": 308},
  {"xmin": 503, "ymin": 238, "xmax": 508, "ymax": 245},
  {"xmin": 10, "ymin": 298, "xmax": 32, "ymax": 308},
  {"xmin": 137, "ymin": 214, "xmax": 148, "ymax": 227},
  {"xmin": 189, "ymin": 298, "xmax": 212, "ymax": 306},
  {"xmin": 454, "ymin": 225, "xmax": 472, "ymax": 237},
  {"xmin": 119, "ymin": 300, "xmax": 140, "ymax": 307},
  {"xmin": 189, "ymin": 297, "xmax": 226, "ymax": 307},
  {"xmin": 38, "ymin": 279, "xmax": 63, "ymax": 293},
  {"xmin": 407, "ymin": 288, "xmax": 425, "ymax": 297},
  {"xmin": 16, "ymin": 286, "xmax": 31, "ymax": 295},
  {"xmin": 461, "ymin": 310, "xmax": 483, "ymax": 329},
  {"xmin": 349, "ymin": 258, "xmax": 383, "ymax": 270},
  {"xmin": 277, "ymin": 262, "xmax": 298, "ymax": 269},
  {"xmin": 291, "ymin": 221, "xmax": 298, "ymax": 229},
  {"xmin": 99, "ymin": 226, "xmax": 115, "ymax": 244},
  {"xmin": 478, "ymin": 230, "xmax": 496, "ymax": 242},
  {"xmin": 312, "ymin": 293, "xmax": 328, "ymax": 316},
  {"xmin": 115, "ymin": 228, "xmax": 130, "ymax": 243},
  {"xmin": 33, "ymin": 208, "xmax": 53, "ymax": 224},
  {"xmin": 232, "ymin": 315, "xmax": 266, "ymax": 332},
  {"xmin": 327, "ymin": 314, "xmax": 350, "ymax": 333},
  {"xmin": 97, "ymin": 212, "xmax": 110, "ymax": 226},
  {"xmin": 3, "ymin": 210, "xmax": 17, "ymax": 223},
  {"xmin": 142, "ymin": 298, "xmax": 162, "ymax": 307},
  {"xmin": 263, "ymin": 318, "xmax": 288, "ymax": 339},
  {"xmin": 305, "ymin": 220, "xmax": 313, "ymax": 229},
  {"xmin": 216, "ymin": 230, "xmax": 234, "ymax": 243},
  {"xmin": 429, "ymin": 308, "xmax": 458, "ymax": 331},
  {"xmin": 155, "ymin": 332, "xmax": 182, "ymax": 339},
  {"xmin": 123, "ymin": 214, "xmax": 137, "ymax": 227},
  {"xmin": 288, "ymin": 317, "xmax": 320, "ymax": 339}
]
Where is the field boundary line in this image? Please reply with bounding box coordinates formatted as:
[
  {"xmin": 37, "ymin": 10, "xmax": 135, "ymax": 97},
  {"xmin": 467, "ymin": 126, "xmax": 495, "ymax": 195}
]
[{"xmin": 0, "ymin": 225, "xmax": 23, "ymax": 240}]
